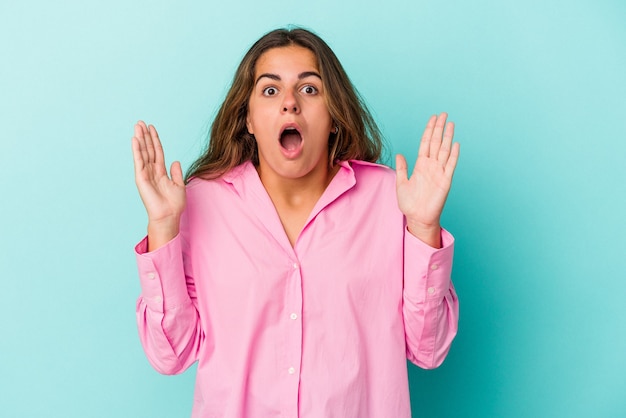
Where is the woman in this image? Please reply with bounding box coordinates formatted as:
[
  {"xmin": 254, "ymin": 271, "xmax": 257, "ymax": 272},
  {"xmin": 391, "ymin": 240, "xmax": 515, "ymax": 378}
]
[{"xmin": 132, "ymin": 27, "xmax": 460, "ymax": 418}]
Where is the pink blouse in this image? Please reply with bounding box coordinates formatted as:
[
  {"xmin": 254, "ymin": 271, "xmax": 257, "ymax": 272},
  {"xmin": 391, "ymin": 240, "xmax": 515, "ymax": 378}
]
[{"xmin": 135, "ymin": 160, "xmax": 459, "ymax": 418}]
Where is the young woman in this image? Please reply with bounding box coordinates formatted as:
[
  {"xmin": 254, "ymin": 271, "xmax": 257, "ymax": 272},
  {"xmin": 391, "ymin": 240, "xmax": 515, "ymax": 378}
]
[{"xmin": 132, "ymin": 27, "xmax": 460, "ymax": 418}]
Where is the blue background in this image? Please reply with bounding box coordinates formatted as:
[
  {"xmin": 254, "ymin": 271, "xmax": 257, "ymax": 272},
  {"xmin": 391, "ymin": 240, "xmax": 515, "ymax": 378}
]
[{"xmin": 1, "ymin": 0, "xmax": 625, "ymax": 417}]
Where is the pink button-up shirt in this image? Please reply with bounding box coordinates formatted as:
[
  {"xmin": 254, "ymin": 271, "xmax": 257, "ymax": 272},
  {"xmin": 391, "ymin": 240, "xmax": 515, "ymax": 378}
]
[{"xmin": 135, "ymin": 160, "xmax": 458, "ymax": 418}]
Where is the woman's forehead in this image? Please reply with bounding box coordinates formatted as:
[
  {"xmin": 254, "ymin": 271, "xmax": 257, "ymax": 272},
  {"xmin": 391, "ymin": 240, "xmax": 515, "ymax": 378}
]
[{"xmin": 255, "ymin": 45, "xmax": 319, "ymax": 76}]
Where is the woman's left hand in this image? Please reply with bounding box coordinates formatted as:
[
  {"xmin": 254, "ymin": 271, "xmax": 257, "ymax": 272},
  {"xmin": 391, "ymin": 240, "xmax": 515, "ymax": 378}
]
[{"xmin": 396, "ymin": 113, "xmax": 460, "ymax": 248}]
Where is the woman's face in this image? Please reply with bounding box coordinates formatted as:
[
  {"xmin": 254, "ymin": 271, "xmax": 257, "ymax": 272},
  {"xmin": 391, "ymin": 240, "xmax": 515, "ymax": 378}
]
[{"xmin": 246, "ymin": 45, "xmax": 334, "ymax": 184}]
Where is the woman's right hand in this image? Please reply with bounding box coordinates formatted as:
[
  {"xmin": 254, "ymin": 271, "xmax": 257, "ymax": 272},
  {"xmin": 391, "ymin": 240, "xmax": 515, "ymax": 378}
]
[{"xmin": 132, "ymin": 121, "xmax": 186, "ymax": 251}]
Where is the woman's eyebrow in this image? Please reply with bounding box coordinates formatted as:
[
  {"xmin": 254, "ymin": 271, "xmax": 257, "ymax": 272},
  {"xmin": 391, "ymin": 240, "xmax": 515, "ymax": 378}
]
[
  {"xmin": 256, "ymin": 73, "xmax": 281, "ymax": 84},
  {"xmin": 298, "ymin": 71, "xmax": 322, "ymax": 80},
  {"xmin": 255, "ymin": 71, "xmax": 322, "ymax": 85}
]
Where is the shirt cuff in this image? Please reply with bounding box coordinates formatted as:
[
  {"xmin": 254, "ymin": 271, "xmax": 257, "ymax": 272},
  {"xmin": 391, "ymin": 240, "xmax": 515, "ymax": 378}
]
[
  {"xmin": 135, "ymin": 235, "xmax": 191, "ymax": 313},
  {"xmin": 403, "ymin": 228, "xmax": 455, "ymax": 302}
]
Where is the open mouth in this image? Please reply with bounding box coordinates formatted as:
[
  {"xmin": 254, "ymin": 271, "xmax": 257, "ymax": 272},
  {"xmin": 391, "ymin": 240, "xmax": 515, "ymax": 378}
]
[{"xmin": 279, "ymin": 127, "xmax": 303, "ymax": 151}]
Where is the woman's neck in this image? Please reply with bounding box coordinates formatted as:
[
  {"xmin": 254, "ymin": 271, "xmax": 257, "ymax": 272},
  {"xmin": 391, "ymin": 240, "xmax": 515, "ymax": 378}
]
[{"xmin": 256, "ymin": 161, "xmax": 340, "ymax": 247}]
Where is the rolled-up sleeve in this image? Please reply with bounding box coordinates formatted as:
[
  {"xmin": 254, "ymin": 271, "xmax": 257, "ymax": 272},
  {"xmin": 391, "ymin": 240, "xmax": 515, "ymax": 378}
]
[{"xmin": 403, "ymin": 228, "xmax": 459, "ymax": 369}]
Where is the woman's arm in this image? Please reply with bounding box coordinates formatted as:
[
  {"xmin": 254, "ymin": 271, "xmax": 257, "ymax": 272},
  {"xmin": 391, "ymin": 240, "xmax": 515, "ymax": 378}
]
[
  {"xmin": 396, "ymin": 113, "xmax": 460, "ymax": 367},
  {"xmin": 135, "ymin": 235, "xmax": 203, "ymax": 374},
  {"xmin": 131, "ymin": 121, "xmax": 186, "ymax": 251},
  {"xmin": 132, "ymin": 122, "xmax": 202, "ymax": 373},
  {"xmin": 402, "ymin": 229, "xmax": 458, "ymax": 368}
]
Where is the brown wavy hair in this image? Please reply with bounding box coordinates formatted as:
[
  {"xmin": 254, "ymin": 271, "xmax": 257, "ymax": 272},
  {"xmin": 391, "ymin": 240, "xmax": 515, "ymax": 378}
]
[{"xmin": 185, "ymin": 27, "xmax": 384, "ymax": 182}]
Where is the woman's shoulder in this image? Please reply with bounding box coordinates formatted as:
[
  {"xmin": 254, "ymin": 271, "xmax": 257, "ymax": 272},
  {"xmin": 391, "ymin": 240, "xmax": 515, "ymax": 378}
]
[
  {"xmin": 184, "ymin": 162, "xmax": 256, "ymax": 202},
  {"xmin": 185, "ymin": 175, "xmax": 221, "ymax": 193},
  {"xmin": 347, "ymin": 160, "xmax": 396, "ymax": 183},
  {"xmin": 186, "ymin": 162, "xmax": 248, "ymax": 187},
  {"xmin": 342, "ymin": 160, "xmax": 399, "ymax": 212}
]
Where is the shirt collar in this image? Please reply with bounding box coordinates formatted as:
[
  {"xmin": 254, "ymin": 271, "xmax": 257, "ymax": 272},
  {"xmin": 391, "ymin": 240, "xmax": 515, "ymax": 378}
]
[
  {"xmin": 221, "ymin": 159, "xmax": 386, "ymax": 205},
  {"xmin": 222, "ymin": 160, "xmax": 362, "ymax": 189}
]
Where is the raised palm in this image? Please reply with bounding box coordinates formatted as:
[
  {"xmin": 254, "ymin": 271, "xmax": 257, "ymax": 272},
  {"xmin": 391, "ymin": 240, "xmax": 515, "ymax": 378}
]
[
  {"xmin": 396, "ymin": 113, "xmax": 460, "ymax": 245},
  {"xmin": 131, "ymin": 121, "xmax": 186, "ymax": 229}
]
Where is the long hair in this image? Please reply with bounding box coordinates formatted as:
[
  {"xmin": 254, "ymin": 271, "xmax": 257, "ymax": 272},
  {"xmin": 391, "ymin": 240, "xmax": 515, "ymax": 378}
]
[{"xmin": 185, "ymin": 27, "xmax": 384, "ymax": 182}]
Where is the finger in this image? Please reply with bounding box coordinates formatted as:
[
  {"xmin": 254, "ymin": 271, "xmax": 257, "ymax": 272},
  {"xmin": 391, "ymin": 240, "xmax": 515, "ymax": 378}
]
[
  {"xmin": 131, "ymin": 136, "xmax": 145, "ymax": 177},
  {"xmin": 395, "ymin": 154, "xmax": 409, "ymax": 185},
  {"xmin": 137, "ymin": 120, "xmax": 150, "ymax": 145},
  {"xmin": 134, "ymin": 122, "xmax": 150, "ymax": 167},
  {"xmin": 144, "ymin": 124, "xmax": 157, "ymax": 163},
  {"xmin": 429, "ymin": 112, "xmax": 448, "ymax": 159},
  {"xmin": 418, "ymin": 115, "xmax": 437, "ymax": 158},
  {"xmin": 149, "ymin": 124, "xmax": 165, "ymax": 166},
  {"xmin": 150, "ymin": 125, "xmax": 164, "ymax": 162},
  {"xmin": 437, "ymin": 121, "xmax": 455, "ymax": 163},
  {"xmin": 150, "ymin": 125, "xmax": 169, "ymax": 180},
  {"xmin": 138, "ymin": 120, "xmax": 149, "ymax": 134},
  {"xmin": 170, "ymin": 161, "xmax": 184, "ymax": 187},
  {"xmin": 134, "ymin": 122, "xmax": 144, "ymax": 141},
  {"xmin": 137, "ymin": 121, "xmax": 155, "ymax": 163},
  {"xmin": 444, "ymin": 142, "xmax": 460, "ymax": 180}
]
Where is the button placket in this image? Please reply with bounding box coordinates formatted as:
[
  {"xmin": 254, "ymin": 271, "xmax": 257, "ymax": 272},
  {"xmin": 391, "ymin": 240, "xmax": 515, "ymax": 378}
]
[{"xmin": 285, "ymin": 258, "xmax": 303, "ymax": 382}]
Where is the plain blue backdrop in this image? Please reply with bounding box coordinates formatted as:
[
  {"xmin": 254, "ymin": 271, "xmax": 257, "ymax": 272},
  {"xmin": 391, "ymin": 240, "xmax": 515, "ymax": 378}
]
[{"xmin": 1, "ymin": 0, "xmax": 625, "ymax": 417}]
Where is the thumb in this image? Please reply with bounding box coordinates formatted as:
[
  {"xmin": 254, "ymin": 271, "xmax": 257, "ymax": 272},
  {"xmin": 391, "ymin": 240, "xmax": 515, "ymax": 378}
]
[
  {"xmin": 395, "ymin": 154, "xmax": 409, "ymax": 186},
  {"xmin": 170, "ymin": 161, "xmax": 184, "ymax": 187}
]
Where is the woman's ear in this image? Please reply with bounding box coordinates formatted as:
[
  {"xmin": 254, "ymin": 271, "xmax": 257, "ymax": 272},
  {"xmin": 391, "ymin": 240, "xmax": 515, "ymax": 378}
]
[{"xmin": 246, "ymin": 116, "xmax": 254, "ymax": 135}]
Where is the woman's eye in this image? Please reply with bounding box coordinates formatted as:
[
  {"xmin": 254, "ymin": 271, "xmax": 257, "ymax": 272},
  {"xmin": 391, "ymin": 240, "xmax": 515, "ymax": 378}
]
[
  {"xmin": 262, "ymin": 87, "xmax": 278, "ymax": 96},
  {"xmin": 301, "ymin": 85, "xmax": 318, "ymax": 95}
]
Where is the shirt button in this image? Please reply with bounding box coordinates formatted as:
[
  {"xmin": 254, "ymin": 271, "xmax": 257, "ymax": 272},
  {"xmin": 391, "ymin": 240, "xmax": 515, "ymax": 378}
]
[
  {"xmin": 288, "ymin": 367, "xmax": 295, "ymax": 375},
  {"xmin": 430, "ymin": 264, "xmax": 439, "ymax": 270},
  {"xmin": 147, "ymin": 272, "xmax": 156, "ymax": 279},
  {"xmin": 292, "ymin": 262, "xmax": 299, "ymax": 269},
  {"xmin": 427, "ymin": 287, "xmax": 436, "ymax": 295},
  {"xmin": 155, "ymin": 296, "xmax": 163, "ymax": 303},
  {"xmin": 290, "ymin": 313, "xmax": 298, "ymax": 320}
]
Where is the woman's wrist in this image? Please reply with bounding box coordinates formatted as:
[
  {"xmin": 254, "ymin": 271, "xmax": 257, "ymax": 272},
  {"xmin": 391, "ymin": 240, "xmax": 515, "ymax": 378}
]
[
  {"xmin": 147, "ymin": 218, "xmax": 180, "ymax": 252},
  {"xmin": 406, "ymin": 219, "xmax": 441, "ymax": 249}
]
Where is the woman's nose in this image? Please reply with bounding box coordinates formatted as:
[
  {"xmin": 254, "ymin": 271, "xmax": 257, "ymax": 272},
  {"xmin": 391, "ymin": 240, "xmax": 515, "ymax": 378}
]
[{"xmin": 281, "ymin": 90, "xmax": 300, "ymax": 113}]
